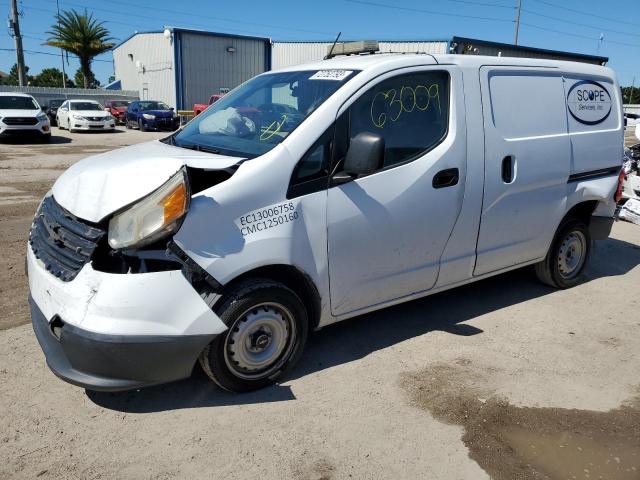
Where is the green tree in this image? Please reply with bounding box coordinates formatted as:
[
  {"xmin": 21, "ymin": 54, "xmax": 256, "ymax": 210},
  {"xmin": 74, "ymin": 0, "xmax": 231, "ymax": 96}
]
[
  {"xmin": 32, "ymin": 67, "xmax": 74, "ymax": 88},
  {"xmin": 46, "ymin": 9, "xmax": 114, "ymax": 88},
  {"xmin": 1, "ymin": 63, "xmax": 32, "ymax": 85},
  {"xmin": 622, "ymin": 86, "xmax": 640, "ymax": 104},
  {"xmin": 74, "ymin": 68, "xmax": 100, "ymax": 89}
]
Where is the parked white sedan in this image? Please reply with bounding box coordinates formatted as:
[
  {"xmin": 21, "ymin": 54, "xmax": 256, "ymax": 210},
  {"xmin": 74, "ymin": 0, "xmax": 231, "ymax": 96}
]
[{"xmin": 57, "ymin": 99, "xmax": 115, "ymax": 132}]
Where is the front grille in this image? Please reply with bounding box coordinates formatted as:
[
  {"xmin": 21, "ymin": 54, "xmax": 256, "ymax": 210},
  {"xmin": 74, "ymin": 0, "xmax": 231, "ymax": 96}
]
[
  {"xmin": 3, "ymin": 117, "xmax": 38, "ymax": 126},
  {"xmin": 29, "ymin": 196, "xmax": 106, "ymax": 282},
  {"xmin": 86, "ymin": 116, "xmax": 105, "ymax": 122}
]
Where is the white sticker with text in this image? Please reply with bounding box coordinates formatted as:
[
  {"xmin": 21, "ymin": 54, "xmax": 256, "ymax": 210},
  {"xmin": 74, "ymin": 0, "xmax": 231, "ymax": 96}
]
[{"xmin": 309, "ymin": 70, "xmax": 353, "ymax": 81}]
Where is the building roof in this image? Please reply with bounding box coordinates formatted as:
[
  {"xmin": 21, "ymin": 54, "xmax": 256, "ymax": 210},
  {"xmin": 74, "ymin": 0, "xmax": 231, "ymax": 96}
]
[
  {"xmin": 0, "ymin": 70, "xmax": 8, "ymax": 77},
  {"xmin": 113, "ymin": 28, "xmax": 271, "ymax": 50}
]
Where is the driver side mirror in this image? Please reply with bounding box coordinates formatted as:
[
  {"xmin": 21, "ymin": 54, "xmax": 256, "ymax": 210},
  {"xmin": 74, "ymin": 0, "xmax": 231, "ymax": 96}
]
[{"xmin": 333, "ymin": 132, "xmax": 385, "ymax": 185}]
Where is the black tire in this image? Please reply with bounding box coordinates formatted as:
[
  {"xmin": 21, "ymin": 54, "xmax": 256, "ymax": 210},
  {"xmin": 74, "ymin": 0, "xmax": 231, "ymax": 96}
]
[
  {"xmin": 199, "ymin": 278, "xmax": 309, "ymax": 392},
  {"xmin": 138, "ymin": 119, "xmax": 146, "ymax": 131},
  {"xmin": 125, "ymin": 119, "xmax": 131, "ymax": 129},
  {"xmin": 535, "ymin": 217, "xmax": 591, "ymax": 289}
]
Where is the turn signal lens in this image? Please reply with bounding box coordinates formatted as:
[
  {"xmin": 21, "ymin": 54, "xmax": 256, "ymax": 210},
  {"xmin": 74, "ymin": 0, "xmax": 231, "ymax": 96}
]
[{"xmin": 163, "ymin": 182, "xmax": 187, "ymax": 224}]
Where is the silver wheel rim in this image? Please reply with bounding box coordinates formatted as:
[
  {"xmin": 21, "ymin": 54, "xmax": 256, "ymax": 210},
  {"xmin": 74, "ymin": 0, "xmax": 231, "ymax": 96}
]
[
  {"xmin": 224, "ymin": 302, "xmax": 296, "ymax": 380},
  {"xmin": 557, "ymin": 230, "xmax": 587, "ymax": 279}
]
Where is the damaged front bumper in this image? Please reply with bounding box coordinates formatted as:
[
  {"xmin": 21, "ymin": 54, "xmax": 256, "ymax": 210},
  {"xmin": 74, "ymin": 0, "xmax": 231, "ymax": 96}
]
[{"xmin": 27, "ymin": 246, "xmax": 227, "ymax": 391}]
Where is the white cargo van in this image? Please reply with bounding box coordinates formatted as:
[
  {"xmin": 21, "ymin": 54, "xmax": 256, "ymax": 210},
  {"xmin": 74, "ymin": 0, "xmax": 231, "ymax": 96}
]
[{"xmin": 27, "ymin": 51, "xmax": 624, "ymax": 392}]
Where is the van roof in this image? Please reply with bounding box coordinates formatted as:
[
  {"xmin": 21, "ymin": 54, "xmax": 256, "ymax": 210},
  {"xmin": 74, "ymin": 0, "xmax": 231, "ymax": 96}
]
[{"xmin": 273, "ymin": 53, "xmax": 614, "ymax": 77}]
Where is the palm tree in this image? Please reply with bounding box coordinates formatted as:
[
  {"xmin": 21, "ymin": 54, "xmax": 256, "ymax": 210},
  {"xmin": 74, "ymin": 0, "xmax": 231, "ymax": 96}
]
[{"xmin": 46, "ymin": 9, "xmax": 114, "ymax": 88}]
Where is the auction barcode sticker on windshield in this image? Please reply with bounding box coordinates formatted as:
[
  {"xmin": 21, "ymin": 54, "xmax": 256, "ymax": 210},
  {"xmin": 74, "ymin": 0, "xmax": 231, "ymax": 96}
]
[{"xmin": 309, "ymin": 70, "xmax": 353, "ymax": 81}]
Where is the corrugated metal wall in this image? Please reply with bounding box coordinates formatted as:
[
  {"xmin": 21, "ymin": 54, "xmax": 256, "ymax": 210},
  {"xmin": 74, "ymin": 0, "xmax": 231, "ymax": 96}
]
[
  {"xmin": 178, "ymin": 32, "xmax": 268, "ymax": 109},
  {"xmin": 113, "ymin": 33, "xmax": 176, "ymax": 107},
  {"xmin": 271, "ymin": 41, "xmax": 449, "ymax": 70}
]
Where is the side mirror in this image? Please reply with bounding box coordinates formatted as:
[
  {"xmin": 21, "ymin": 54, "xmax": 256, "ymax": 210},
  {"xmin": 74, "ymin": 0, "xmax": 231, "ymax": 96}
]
[
  {"xmin": 343, "ymin": 132, "xmax": 385, "ymax": 176},
  {"xmin": 170, "ymin": 107, "xmax": 175, "ymax": 111}
]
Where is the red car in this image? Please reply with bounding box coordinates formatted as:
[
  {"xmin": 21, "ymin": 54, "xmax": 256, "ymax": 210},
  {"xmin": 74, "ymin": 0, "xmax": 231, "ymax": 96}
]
[
  {"xmin": 193, "ymin": 94, "xmax": 224, "ymax": 116},
  {"xmin": 104, "ymin": 100, "xmax": 131, "ymax": 125}
]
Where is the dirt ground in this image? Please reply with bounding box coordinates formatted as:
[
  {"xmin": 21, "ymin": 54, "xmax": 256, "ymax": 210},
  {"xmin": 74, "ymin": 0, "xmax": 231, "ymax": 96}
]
[{"xmin": 0, "ymin": 126, "xmax": 639, "ymax": 479}]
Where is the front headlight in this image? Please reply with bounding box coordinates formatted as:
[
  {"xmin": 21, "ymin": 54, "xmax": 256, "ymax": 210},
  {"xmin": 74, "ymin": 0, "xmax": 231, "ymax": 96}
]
[
  {"xmin": 108, "ymin": 169, "xmax": 189, "ymax": 249},
  {"xmin": 73, "ymin": 114, "xmax": 87, "ymax": 121},
  {"xmin": 36, "ymin": 112, "xmax": 48, "ymax": 121},
  {"xmin": 142, "ymin": 113, "xmax": 155, "ymax": 120}
]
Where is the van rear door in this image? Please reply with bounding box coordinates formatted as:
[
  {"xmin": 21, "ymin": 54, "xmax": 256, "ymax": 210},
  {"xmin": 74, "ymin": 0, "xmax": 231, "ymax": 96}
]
[{"xmin": 474, "ymin": 67, "xmax": 571, "ymax": 276}]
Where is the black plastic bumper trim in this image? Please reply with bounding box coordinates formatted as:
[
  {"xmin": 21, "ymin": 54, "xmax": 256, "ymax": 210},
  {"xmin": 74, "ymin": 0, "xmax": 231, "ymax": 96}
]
[
  {"xmin": 567, "ymin": 166, "xmax": 620, "ymax": 183},
  {"xmin": 29, "ymin": 296, "xmax": 217, "ymax": 391},
  {"xmin": 589, "ymin": 215, "xmax": 614, "ymax": 240}
]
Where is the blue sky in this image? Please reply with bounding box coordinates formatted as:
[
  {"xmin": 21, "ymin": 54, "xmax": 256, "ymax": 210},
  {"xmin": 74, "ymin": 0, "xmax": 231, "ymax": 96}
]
[{"xmin": 1, "ymin": 0, "xmax": 639, "ymax": 86}]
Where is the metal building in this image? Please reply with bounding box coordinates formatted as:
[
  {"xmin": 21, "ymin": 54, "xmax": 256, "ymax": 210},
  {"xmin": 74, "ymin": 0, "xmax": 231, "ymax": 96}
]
[
  {"xmin": 113, "ymin": 28, "xmax": 271, "ymax": 109},
  {"xmin": 113, "ymin": 31, "xmax": 608, "ymax": 110},
  {"xmin": 272, "ymin": 40, "xmax": 449, "ymax": 69}
]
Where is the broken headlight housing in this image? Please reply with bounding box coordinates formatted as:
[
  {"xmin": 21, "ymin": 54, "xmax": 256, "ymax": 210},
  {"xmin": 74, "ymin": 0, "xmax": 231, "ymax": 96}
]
[{"xmin": 108, "ymin": 168, "xmax": 189, "ymax": 249}]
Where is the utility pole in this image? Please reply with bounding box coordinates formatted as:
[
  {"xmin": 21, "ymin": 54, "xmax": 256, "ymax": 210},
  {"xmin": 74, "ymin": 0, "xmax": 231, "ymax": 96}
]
[
  {"xmin": 9, "ymin": 0, "xmax": 27, "ymax": 86},
  {"xmin": 630, "ymin": 76, "xmax": 636, "ymax": 105},
  {"xmin": 514, "ymin": 0, "xmax": 522, "ymax": 46},
  {"xmin": 55, "ymin": 0, "xmax": 67, "ymax": 89}
]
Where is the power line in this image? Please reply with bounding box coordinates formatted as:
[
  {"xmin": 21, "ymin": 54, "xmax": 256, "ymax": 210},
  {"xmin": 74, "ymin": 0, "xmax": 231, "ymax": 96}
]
[
  {"xmin": 521, "ymin": 8, "xmax": 640, "ymax": 39},
  {"xmin": 530, "ymin": 0, "xmax": 639, "ymax": 28},
  {"xmin": 521, "ymin": 22, "xmax": 640, "ymax": 48},
  {"xmin": 345, "ymin": 0, "xmax": 514, "ymax": 23},
  {"xmin": 84, "ymin": 0, "xmax": 336, "ymax": 37},
  {"xmin": 0, "ymin": 47, "xmax": 113, "ymax": 62}
]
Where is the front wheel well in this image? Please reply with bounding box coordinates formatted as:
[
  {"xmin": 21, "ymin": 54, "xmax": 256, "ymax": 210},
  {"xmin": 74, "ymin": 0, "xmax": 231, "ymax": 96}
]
[{"xmin": 220, "ymin": 265, "xmax": 321, "ymax": 330}]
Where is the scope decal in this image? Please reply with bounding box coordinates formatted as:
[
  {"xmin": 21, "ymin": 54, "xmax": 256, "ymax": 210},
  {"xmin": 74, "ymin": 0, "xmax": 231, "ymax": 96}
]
[{"xmin": 566, "ymin": 80, "xmax": 612, "ymax": 125}]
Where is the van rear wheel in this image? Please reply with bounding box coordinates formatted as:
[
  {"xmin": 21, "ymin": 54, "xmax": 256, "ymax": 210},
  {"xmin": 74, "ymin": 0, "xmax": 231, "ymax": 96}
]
[
  {"xmin": 199, "ymin": 279, "xmax": 308, "ymax": 392},
  {"xmin": 535, "ymin": 218, "xmax": 591, "ymax": 289}
]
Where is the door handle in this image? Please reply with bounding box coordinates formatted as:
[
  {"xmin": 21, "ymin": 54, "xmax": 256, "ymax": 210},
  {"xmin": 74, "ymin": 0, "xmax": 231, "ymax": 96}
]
[
  {"xmin": 502, "ymin": 155, "xmax": 515, "ymax": 183},
  {"xmin": 432, "ymin": 168, "xmax": 459, "ymax": 189}
]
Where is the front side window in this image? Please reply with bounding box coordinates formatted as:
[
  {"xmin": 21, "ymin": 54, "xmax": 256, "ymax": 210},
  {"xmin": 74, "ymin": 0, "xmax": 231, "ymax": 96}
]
[
  {"xmin": 70, "ymin": 102, "xmax": 102, "ymax": 111},
  {"xmin": 346, "ymin": 71, "xmax": 449, "ymax": 168},
  {"xmin": 173, "ymin": 69, "xmax": 358, "ymax": 158},
  {"xmin": 0, "ymin": 95, "xmax": 39, "ymax": 110}
]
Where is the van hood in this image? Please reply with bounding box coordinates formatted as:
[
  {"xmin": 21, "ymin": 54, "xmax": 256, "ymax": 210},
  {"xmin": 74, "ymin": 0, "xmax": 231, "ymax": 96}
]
[{"xmin": 52, "ymin": 140, "xmax": 245, "ymax": 223}]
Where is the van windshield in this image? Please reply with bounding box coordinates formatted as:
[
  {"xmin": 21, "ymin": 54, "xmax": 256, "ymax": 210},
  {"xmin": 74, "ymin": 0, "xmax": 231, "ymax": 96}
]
[
  {"xmin": 0, "ymin": 95, "xmax": 39, "ymax": 110},
  {"xmin": 172, "ymin": 69, "xmax": 358, "ymax": 158}
]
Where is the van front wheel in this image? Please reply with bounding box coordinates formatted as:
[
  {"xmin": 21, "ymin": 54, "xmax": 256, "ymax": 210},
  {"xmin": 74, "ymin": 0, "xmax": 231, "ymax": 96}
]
[
  {"xmin": 535, "ymin": 218, "xmax": 591, "ymax": 289},
  {"xmin": 199, "ymin": 279, "xmax": 308, "ymax": 392}
]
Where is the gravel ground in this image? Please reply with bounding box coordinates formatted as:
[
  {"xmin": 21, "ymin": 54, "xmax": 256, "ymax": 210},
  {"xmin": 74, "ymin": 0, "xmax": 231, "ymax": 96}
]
[{"xmin": 0, "ymin": 127, "xmax": 639, "ymax": 479}]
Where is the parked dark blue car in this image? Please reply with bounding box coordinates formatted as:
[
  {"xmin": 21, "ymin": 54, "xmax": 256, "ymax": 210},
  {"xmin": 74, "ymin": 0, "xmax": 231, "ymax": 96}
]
[{"xmin": 125, "ymin": 100, "xmax": 179, "ymax": 131}]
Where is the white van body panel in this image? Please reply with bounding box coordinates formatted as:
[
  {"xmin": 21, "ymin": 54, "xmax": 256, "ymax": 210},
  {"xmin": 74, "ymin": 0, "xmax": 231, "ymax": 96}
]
[
  {"xmin": 53, "ymin": 140, "xmax": 244, "ymax": 222},
  {"xmin": 27, "ymin": 246, "xmax": 226, "ymax": 336},
  {"xmin": 326, "ymin": 66, "xmax": 466, "ymax": 316},
  {"xmin": 32, "ymin": 54, "xmax": 624, "ymax": 340}
]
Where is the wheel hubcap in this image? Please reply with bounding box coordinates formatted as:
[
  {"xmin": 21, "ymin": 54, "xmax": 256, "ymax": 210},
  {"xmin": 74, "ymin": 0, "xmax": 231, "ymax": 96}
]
[
  {"xmin": 224, "ymin": 303, "xmax": 296, "ymax": 380},
  {"xmin": 557, "ymin": 230, "xmax": 586, "ymax": 279}
]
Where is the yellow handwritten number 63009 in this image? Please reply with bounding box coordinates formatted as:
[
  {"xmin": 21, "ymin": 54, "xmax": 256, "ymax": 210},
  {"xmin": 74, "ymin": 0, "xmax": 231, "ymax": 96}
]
[{"xmin": 370, "ymin": 83, "xmax": 441, "ymax": 129}]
